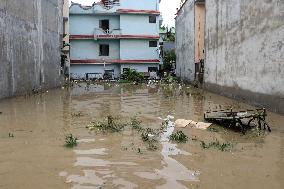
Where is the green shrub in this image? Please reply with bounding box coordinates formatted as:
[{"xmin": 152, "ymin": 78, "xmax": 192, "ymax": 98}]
[
  {"xmin": 169, "ymin": 131, "xmax": 188, "ymax": 143},
  {"xmin": 65, "ymin": 134, "xmax": 78, "ymax": 148},
  {"xmin": 120, "ymin": 68, "xmax": 144, "ymax": 83}
]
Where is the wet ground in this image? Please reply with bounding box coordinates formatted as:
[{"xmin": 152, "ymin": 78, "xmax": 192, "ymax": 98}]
[{"xmin": 0, "ymin": 83, "xmax": 283, "ymax": 189}]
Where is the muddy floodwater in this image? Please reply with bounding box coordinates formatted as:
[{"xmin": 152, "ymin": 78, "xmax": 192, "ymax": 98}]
[{"xmin": 0, "ymin": 83, "xmax": 283, "ymax": 189}]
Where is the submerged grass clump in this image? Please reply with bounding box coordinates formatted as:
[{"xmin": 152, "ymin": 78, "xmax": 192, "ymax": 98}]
[
  {"xmin": 71, "ymin": 111, "xmax": 83, "ymax": 117},
  {"xmin": 65, "ymin": 134, "xmax": 78, "ymax": 148},
  {"xmin": 130, "ymin": 116, "xmax": 143, "ymax": 131},
  {"xmin": 169, "ymin": 131, "xmax": 188, "ymax": 143},
  {"xmin": 87, "ymin": 116, "xmax": 126, "ymax": 133},
  {"xmin": 200, "ymin": 140, "xmax": 233, "ymax": 152}
]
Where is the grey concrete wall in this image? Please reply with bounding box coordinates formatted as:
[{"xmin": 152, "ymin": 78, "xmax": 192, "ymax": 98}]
[
  {"xmin": 204, "ymin": 0, "xmax": 284, "ymax": 114},
  {"xmin": 175, "ymin": 0, "xmax": 195, "ymax": 81},
  {"xmin": 0, "ymin": 0, "xmax": 63, "ymax": 98}
]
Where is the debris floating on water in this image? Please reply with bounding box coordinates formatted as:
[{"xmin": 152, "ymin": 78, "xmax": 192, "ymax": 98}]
[
  {"xmin": 204, "ymin": 108, "xmax": 271, "ymax": 134},
  {"xmin": 175, "ymin": 119, "xmax": 212, "ymax": 130}
]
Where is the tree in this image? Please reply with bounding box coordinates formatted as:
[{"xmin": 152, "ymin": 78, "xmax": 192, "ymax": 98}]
[{"xmin": 163, "ymin": 50, "xmax": 176, "ymax": 73}]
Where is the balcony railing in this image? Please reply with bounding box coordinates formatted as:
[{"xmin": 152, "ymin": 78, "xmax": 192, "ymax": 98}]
[
  {"xmin": 101, "ymin": 0, "xmax": 120, "ymax": 10},
  {"xmin": 94, "ymin": 28, "xmax": 122, "ymax": 39}
]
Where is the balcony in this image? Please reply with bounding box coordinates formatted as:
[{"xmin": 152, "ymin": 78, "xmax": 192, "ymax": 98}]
[{"xmin": 94, "ymin": 28, "xmax": 122, "ymax": 40}]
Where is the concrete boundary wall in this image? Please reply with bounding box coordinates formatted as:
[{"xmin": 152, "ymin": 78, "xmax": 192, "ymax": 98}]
[
  {"xmin": 0, "ymin": 0, "xmax": 63, "ymax": 98},
  {"xmin": 205, "ymin": 0, "xmax": 284, "ymax": 114},
  {"xmin": 175, "ymin": 0, "xmax": 195, "ymax": 81}
]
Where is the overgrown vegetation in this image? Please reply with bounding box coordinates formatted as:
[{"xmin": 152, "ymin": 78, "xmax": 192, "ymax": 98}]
[
  {"xmin": 86, "ymin": 116, "xmax": 126, "ymax": 133},
  {"xmin": 169, "ymin": 131, "xmax": 188, "ymax": 143},
  {"xmin": 120, "ymin": 68, "xmax": 144, "ymax": 83},
  {"xmin": 65, "ymin": 134, "xmax": 78, "ymax": 148},
  {"xmin": 161, "ymin": 26, "xmax": 175, "ymax": 42},
  {"xmin": 162, "ymin": 50, "xmax": 176, "ymax": 73},
  {"xmin": 161, "ymin": 75, "xmax": 178, "ymax": 84}
]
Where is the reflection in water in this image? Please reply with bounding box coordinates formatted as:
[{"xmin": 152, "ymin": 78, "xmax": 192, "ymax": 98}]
[
  {"xmin": 135, "ymin": 116, "xmax": 198, "ymax": 189},
  {"xmin": 1, "ymin": 83, "xmax": 284, "ymax": 189},
  {"xmin": 64, "ymin": 115, "xmax": 198, "ymax": 189}
]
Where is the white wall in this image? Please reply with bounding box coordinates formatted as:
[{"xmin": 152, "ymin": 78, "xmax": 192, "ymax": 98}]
[
  {"xmin": 71, "ymin": 40, "xmax": 120, "ymax": 60},
  {"xmin": 120, "ymin": 0, "xmax": 159, "ymax": 11},
  {"xmin": 71, "ymin": 64, "xmax": 121, "ymax": 79},
  {"xmin": 120, "ymin": 39, "xmax": 159, "ymax": 60},
  {"xmin": 120, "ymin": 14, "xmax": 159, "ymax": 35},
  {"xmin": 70, "ymin": 15, "xmax": 120, "ymax": 35}
]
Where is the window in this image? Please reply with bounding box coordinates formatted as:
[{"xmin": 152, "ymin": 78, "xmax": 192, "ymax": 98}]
[
  {"xmin": 123, "ymin": 68, "xmax": 130, "ymax": 73},
  {"xmin": 149, "ymin": 15, "xmax": 156, "ymax": 23},
  {"xmin": 149, "ymin": 41, "xmax": 158, "ymax": 47},
  {"xmin": 148, "ymin": 67, "xmax": 158, "ymax": 72},
  {"xmin": 99, "ymin": 44, "xmax": 109, "ymax": 56},
  {"xmin": 99, "ymin": 19, "xmax": 109, "ymax": 31}
]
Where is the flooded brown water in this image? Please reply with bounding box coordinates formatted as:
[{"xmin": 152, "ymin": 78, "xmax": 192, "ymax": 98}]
[{"xmin": 0, "ymin": 83, "xmax": 283, "ymax": 189}]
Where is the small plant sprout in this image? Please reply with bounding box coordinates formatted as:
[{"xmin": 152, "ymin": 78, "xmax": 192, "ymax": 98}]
[
  {"xmin": 169, "ymin": 131, "xmax": 188, "ymax": 143},
  {"xmin": 65, "ymin": 134, "xmax": 78, "ymax": 148}
]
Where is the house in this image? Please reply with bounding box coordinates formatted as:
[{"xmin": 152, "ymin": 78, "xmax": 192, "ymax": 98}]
[{"xmin": 69, "ymin": 0, "xmax": 162, "ymax": 80}]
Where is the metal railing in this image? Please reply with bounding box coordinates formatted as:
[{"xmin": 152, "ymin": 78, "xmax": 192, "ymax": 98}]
[
  {"xmin": 101, "ymin": 0, "xmax": 120, "ymax": 9},
  {"xmin": 94, "ymin": 28, "xmax": 122, "ymax": 39}
]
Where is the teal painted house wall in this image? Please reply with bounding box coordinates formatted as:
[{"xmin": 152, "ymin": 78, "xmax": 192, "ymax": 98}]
[{"xmin": 69, "ymin": 0, "xmax": 161, "ymax": 79}]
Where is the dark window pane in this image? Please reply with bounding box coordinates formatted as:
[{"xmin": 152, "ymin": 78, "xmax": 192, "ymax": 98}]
[
  {"xmin": 149, "ymin": 15, "xmax": 156, "ymax": 23},
  {"xmin": 99, "ymin": 20, "xmax": 109, "ymax": 31},
  {"xmin": 99, "ymin": 44, "xmax": 109, "ymax": 56},
  {"xmin": 148, "ymin": 67, "xmax": 158, "ymax": 72},
  {"xmin": 149, "ymin": 41, "xmax": 157, "ymax": 47}
]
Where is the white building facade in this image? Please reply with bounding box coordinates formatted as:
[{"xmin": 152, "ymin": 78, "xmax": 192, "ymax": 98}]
[{"xmin": 69, "ymin": 0, "xmax": 161, "ymax": 79}]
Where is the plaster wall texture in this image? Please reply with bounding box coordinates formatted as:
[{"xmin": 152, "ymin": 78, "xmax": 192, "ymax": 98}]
[
  {"xmin": 175, "ymin": 0, "xmax": 195, "ymax": 81},
  {"xmin": 120, "ymin": 14, "xmax": 159, "ymax": 35},
  {"xmin": 71, "ymin": 40, "xmax": 120, "ymax": 60},
  {"xmin": 205, "ymin": 0, "xmax": 284, "ymax": 114},
  {"xmin": 120, "ymin": 63, "xmax": 159, "ymax": 73},
  {"xmin": 119, "ymin": 0, "xmax": 159, "ymax": 11},
  {"xmin": 120, "ymin": 39, "xmax": 159, "ymax": 60},
  {"xmin": 70, "ymin": 15, "xmax": 120, "ymax": 35},
  {"xmin": 71, "ymin": 64, "xmax": 121, "ymax": 79},
  {"xmin": 0, "ymin": 0, "xmax": 63, "ymax": 98}
]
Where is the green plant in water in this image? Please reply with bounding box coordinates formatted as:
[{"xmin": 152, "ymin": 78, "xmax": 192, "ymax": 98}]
[
  {"xmin": 130, "ymin": 116, "xmax": 143, "ymax": 131},
  {"xmin": 65, "ymin": 134, "xmax": 78, "ymax": 148},
  {"xmin": 87, "ymin": 116, "xmax": 126, "ymax": 133},
  {"xmin": 200, "ymin": 140, "xmax": 233, "ymax": 152},
  {"xmin": 169, "ymin": 131, "xmax": 188, "ymax": 143},
  {"xmin": 71, "ymin": 111, "xmax": 83, "ymax": 117}
]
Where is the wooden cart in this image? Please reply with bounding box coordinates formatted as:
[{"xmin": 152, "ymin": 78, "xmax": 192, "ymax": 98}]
[{"xmin": 204, "ymin": 108, "xmax": 271, "ymax": 134}]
